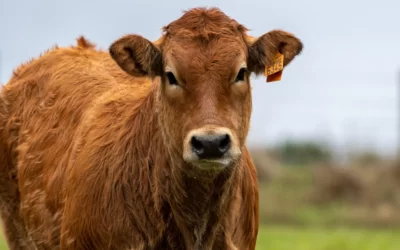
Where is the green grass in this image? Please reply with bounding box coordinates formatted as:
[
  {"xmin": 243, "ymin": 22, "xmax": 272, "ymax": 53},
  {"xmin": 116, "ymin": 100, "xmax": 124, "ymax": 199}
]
[
  {"xmin": 0, "ymin": 234, "xmax": 7, "ymax": 250},
  {"xmin": 256, "ymin": 225, "xmax": 400, "ymax": 250},
  {"xmin": 0, "ymin": 225, "xmax": 398, "ymax": 249}
]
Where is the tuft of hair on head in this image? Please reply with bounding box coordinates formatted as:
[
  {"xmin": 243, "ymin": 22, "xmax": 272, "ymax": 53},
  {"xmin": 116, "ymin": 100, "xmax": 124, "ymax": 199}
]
[
  {"xmin": 161, "ymin": 7, "xmax": 248, "ymax": 41},
  {"xmin": 76, "ymin": 36, "xmax": 96, "ymax": 49}
]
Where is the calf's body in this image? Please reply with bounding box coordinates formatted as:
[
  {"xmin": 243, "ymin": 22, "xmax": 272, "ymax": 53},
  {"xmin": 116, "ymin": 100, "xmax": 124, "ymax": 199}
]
[{"xmin": 0, "ymin": 7, "xmax": 302, "ymax": 250}]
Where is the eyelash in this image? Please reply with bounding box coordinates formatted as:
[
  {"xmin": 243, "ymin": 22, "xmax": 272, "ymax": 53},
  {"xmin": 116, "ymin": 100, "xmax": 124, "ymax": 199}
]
[{"xmin": 235, "ymin": 68, "xmax": 248, "ymax": 82}]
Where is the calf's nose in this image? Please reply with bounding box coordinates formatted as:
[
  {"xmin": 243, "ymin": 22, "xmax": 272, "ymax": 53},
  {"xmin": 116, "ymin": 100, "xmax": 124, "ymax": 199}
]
[{"xmin": 190, "ymin": 133, "xmax": 231, "ymax": 159}]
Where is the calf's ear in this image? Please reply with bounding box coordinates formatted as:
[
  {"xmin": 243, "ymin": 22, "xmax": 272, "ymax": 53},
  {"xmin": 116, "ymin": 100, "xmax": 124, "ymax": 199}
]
[
  {"xmin": 247, "ymin": 30, "xmax": 303, "ymax": 75},
  {"xmin": 109, "ymin": 34, "xmax": 163, "ymax": 77}
]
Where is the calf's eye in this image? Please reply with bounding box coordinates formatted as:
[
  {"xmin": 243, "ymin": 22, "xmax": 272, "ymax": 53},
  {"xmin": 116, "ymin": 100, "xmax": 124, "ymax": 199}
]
[
  {"xmin": 166, "ymin": 72, "xmax": 178, "ymax": 85},
  {"xmin": 235, "ymin": 68, "xmax": 247, "ymax": 82}
]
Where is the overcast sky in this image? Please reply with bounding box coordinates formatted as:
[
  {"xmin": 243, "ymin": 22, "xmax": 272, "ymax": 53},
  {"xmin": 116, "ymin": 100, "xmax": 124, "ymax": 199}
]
[{"xmin": 1, "ymin": 0, "xmax": 399, "ymax": 156}]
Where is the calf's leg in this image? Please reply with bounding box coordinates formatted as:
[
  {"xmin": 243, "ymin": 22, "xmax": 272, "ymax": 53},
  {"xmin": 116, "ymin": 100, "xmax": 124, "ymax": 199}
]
[{"xmin": 0, "ymin": 143, "xmax": 37, "ymax": 250}]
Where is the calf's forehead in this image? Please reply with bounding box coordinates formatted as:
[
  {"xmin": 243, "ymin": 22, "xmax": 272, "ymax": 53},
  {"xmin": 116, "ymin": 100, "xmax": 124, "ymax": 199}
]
[{"xmin": 163, "ymin": 37, "xmax": 248, "ymax": 78}]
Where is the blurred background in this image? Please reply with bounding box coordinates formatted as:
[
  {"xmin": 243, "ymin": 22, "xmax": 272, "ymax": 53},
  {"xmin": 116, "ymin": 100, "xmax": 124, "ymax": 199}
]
[{"xmin": 0, "ymin": 0, "xmax": 399, "ymax": 249}]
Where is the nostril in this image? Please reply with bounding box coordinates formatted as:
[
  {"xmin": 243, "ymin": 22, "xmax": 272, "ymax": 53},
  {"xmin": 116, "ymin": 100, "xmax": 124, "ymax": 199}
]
[
  {"xmin": 190, "ymin": 133, "xmax": 231, "ymax": 159},
  {"xmin": 218, "ymin": 134, "xmax": 231, "ymax": 153},
  {"xmin": 191, "ymin": 136, "xmax": 204, "ymax": 154}
]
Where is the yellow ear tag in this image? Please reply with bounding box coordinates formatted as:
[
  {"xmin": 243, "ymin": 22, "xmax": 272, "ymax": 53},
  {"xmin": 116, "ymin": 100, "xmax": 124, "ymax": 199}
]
[{"xmin": 264, "ymin": 52, "xmax": 284, "ymax": 82}]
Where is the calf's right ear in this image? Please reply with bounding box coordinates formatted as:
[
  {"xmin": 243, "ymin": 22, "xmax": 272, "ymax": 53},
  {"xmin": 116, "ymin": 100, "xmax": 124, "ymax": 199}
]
[{"xmin": 109, "ymin": 34, "xmax": 163, "ymax": 77}]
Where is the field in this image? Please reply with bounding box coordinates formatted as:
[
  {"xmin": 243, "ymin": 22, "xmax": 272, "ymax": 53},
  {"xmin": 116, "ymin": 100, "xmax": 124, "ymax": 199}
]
[
  {"xmin": 252, "ymin": 147, "xmax": 400, "ymax": 250},
  {"xmin": 0, "ymin": 226, "xmax": 398, "ymax": 250},
  {"xmin": 256, "ymin": 225, "xmax": 400, "ymax": 250}
]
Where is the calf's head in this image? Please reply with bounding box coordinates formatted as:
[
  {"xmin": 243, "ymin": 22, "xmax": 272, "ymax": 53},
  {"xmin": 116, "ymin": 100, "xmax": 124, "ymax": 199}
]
[{"xmin": 109, "ymin": 7, "xmax": 302, "ymax": 170}]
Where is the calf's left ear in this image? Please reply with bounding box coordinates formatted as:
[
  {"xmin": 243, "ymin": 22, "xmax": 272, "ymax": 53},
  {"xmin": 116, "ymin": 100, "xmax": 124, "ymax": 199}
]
[
  {"xmin": 109, "ymin": 34, "xmax": 163, "ymax": 77},
  {"xmin": 247, "ymin": 30, "xmax": 303, "ymax": 75}
]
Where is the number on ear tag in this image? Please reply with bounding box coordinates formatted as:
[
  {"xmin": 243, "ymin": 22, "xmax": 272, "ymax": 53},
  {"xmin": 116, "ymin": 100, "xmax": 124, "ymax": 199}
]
[{"xmin": 264, "ymin": 52, "xmax": 284, "ymax": 82}]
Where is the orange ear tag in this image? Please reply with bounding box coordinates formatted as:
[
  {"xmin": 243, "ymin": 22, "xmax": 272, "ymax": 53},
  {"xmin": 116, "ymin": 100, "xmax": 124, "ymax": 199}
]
[{"xmin": 264, "ymin": 52, "xmax": 284, "ymax": 82}]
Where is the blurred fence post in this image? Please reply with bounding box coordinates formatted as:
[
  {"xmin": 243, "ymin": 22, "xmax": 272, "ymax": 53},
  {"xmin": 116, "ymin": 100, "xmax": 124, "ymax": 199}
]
[{"xmin": 398, "ymin": 68, "xmax": 400, "ymax": 158}]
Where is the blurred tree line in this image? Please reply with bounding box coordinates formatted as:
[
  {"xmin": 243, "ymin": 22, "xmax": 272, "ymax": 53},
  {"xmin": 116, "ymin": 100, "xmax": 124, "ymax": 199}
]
[{"xmin": 274, "ymin": 139, "xmax": 332, "ymax": 165}]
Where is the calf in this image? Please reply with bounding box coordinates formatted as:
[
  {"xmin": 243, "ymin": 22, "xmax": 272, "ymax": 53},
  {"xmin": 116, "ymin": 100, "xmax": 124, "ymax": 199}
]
[{"xmin": 0, "ymin": 7, "xmax": 302, "ymax": 250}]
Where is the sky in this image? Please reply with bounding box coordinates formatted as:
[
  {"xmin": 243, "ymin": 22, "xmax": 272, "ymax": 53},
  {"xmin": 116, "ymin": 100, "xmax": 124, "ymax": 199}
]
[{"xmin": 0, "ymin": 0, "xmax": 399, "ymax": 156}]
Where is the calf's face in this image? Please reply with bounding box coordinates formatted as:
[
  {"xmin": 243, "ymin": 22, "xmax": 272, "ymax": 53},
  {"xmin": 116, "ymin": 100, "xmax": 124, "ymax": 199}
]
[
  {"xmin": 159, "ymin": 35, "xmax": 251, "ymax": 170},
  {"xmin": 109, "ymin": 8, "xmax": 302, "ymax": 170}
]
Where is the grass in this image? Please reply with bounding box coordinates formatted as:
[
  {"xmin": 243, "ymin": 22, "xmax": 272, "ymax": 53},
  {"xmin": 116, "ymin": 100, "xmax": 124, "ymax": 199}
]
[
  {"xmin": 0, "ymin": 225, "xmax": 398, "ymax": 249},
  {"xmin": 256, "ymin": 225, "xmax": 400, "ymax": 250},
  {"xmin": 0, "ymin": 235, "xmax": 7, "ymax": 250}
]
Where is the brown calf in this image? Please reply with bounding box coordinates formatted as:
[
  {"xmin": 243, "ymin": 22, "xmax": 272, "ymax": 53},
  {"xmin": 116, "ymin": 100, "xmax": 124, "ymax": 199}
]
[{"xmin": 0, "ymin": 7, "xmax": 302, "ymax": 250}]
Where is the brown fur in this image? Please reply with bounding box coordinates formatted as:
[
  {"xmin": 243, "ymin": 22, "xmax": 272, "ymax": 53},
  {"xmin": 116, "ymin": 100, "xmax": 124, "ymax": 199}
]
[{"xmin": 0, "ymin": 7, "xmax": 302, "ymax": 250}]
